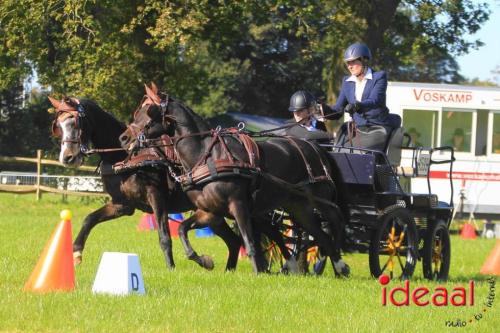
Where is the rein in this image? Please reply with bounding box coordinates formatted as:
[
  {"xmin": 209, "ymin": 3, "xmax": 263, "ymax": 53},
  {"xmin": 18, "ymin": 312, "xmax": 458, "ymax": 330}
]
[{"xmin": 84, "ymin": 147, "xmax": 127, "ymax": 154}]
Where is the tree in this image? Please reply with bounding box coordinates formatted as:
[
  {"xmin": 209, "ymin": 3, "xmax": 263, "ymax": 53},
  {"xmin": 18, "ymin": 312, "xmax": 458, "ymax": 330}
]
[
  {"xmin": 0, "ymin": 0, "xmax": 492, "ymax": 125},
  {"xmin": 0, "ymin": 88, "xmax": 54, "ymax": 157},
  {"xmin": 460, "ymin": 77, "xmax": 499, "ymax": 87}
]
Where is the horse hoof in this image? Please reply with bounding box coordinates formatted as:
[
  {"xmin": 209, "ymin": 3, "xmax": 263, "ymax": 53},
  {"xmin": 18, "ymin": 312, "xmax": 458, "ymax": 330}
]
[
  {"xmin": 282, "ymin": 258, "xmax": 299, "ymax": 275},
  {"xmin": 200, "ymin": 255, "xmax": 214, "ymax": 270},
  {"xmin": 73, "ymin": 251, "xmax": 82, "ymax": 266},
  {"xmin": 333, "ymin": 261, "xmax": 350, "ymax": 278}
]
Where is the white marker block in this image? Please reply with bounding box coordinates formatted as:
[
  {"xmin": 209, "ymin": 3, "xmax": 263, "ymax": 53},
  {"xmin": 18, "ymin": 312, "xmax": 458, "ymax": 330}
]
[{"xmin": 92, "ymin": 252, "xmax": 145, "ymax": 295}]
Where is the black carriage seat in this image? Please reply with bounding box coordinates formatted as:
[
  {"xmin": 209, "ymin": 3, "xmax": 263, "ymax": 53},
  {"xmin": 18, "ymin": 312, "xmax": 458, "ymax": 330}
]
[
  {"xmin": 375, "ymin": 114, "xmax": 404, "ymax": 196},
  {"xmin": 383, "ymin": 114, "xmax": 404, "ymax": 167},
  {"xmin": 334, "ymin": 113, "xmax": 404, "ymax": 166}
]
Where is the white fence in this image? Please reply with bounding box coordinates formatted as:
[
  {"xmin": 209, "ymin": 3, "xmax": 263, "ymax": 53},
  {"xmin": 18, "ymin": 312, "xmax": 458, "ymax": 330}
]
[
  {"xmin": 0, "ymin": 172, "xmax": 103, "ymax": 192},
  {"xmin": 0, "ymin": 150, "xmax": 108, "ymax": 199}
]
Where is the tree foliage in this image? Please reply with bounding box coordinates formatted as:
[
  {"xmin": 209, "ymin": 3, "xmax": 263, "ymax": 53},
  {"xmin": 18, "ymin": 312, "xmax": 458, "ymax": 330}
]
[{"xmin": 0, "ymin": 0, "xmax": 491, "ymax": 145}]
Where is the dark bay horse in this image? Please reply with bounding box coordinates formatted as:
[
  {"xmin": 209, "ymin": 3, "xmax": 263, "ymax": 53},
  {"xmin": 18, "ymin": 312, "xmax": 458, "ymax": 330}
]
[
  {"xmin": 120, "ymin": 86, "xmax": 349, "ymax": 276},
  {"xmin": 49, "ymin": 96, "xmax": 243, "ymax": 271}
]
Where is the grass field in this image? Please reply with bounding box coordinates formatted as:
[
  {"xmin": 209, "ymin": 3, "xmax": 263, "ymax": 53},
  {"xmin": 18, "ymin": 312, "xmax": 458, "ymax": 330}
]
[{"xmin": 0, "ymin": 192, "xmax": 498, "ymax": 332}]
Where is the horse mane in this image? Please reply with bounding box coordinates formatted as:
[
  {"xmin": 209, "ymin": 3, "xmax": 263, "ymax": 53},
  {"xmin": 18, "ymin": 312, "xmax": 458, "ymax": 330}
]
[
  {"xmin": 78, "ymin": 98, "xmax": 127, "ymax": 132},
  {"xmin": 169, "ymin": 97, "xmax": 211, "ymax": 132},
  {"xmin": 75, "ymin": 98, "xmax": 128, "ymax": 162}
]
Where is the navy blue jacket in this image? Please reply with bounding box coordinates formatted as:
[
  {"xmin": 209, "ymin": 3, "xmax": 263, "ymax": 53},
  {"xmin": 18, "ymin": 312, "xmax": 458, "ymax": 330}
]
[{"xmin": 332, "ymin": 70, "xmax": 392, "ymax": 127}]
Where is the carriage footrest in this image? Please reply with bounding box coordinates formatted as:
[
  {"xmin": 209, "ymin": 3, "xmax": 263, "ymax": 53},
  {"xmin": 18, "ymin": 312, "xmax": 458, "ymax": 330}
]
[
  {"xmin": 348, "ymin": 205, "xmax": 379, "ymax": 226},
  {"xmin": 394, "ymin": 166, "xmax": 415, "ymax": 177},
  {"xmin": 410, "ymin": 194, "xmax": 438, "ymax": 208}
]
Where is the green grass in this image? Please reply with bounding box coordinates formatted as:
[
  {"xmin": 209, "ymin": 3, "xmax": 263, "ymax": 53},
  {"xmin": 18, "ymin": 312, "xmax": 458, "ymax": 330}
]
[{"xmin": 0, "ymin": 193, "xmax": 498, "ymax": 332}]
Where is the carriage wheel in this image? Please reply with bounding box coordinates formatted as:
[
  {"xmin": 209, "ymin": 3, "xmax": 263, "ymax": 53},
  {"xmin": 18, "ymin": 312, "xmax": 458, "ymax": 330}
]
[
  {"xmin": 261, "ymin": 211, "xmax": 293, "ymax": 273},
  {"xmin": 261, "ymin": 211, "xmax": 328, "ymax": 275},
  {"xmin": 422, "ymin": 220, "xmax": 450, "ymax": 281},
  {"xmin": 369, "ymin": 207, "xmax": 418, "ymax": 279},
  {"xmin": 262, "ymin": 236, "xmax": 286, "ymax": 273}
]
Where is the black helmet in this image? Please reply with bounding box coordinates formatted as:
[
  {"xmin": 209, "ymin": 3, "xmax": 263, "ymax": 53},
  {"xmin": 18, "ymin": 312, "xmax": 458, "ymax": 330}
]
[
  {"xmin": 344, "ymin": 42, "xmax": 372, "ymax": 62},
  {"xmin": 288, "ymin": 90, "xmax": 315, "ymax": 112}
]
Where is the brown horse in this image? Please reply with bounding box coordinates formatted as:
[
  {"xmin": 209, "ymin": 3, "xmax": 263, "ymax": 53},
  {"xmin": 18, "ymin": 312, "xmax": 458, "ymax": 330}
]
[
  {"xmin": 119, "ymin": 85, "xmax": 349, "ymax": 275},
  {"xmin": 49, "ymin": 96, "xmax": 243, "ymax": 271}
]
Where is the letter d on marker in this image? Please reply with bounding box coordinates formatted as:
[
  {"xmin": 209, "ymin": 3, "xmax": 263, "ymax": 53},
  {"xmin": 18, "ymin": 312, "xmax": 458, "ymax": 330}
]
[{"xmin": 131, "ymin": 273, "xmax": 139, "ymax": 291}]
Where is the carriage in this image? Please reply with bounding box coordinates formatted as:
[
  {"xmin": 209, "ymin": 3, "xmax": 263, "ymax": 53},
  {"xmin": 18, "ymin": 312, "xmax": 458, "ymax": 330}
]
[
  {"xmin": 50, "ymin": 89, "xmax": 454, "ymax": 281},
  {"xmin": 265, "ymin": 117, "xmax": 455, "ymax": 281}
]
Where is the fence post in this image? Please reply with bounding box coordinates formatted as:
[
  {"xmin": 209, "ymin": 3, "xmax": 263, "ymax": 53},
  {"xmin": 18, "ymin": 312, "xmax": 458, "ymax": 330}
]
[{"xmin": 36, "ymin": 149, "xmax": 42, "ymax": 201}]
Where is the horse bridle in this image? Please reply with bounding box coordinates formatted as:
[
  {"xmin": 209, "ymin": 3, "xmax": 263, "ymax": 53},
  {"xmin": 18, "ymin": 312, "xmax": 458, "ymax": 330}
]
[
  {"xmin": 51, "ymin": 99, "xmax": 91, "ymax": 154},
  {"xmin": 142, "ymin": 94, "xmax": 176, "ymax": 135}
]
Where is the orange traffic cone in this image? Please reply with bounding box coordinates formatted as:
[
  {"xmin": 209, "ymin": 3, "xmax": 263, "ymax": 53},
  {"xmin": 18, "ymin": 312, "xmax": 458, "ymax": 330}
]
[
  {"xmin": 24, "ymin": 209, "xmax": 75, "ymax": 292},
  {"xmin": 460, "ymin": 222, "xmax": 477, "ymax": 239},
  {"xmin": 239, "ymin": 246, "xmax": 247, "ymax": 258},
  {"xmin": 480, "ymin": 240, "xmax": 500, "ymax": 276},
  {"xmin": 137, "ymin": 213, "xmax": 158, "ymax": 231}
]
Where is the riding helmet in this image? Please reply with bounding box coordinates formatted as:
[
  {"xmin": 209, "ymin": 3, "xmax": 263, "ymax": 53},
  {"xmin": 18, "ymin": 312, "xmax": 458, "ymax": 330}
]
[
  {"xmin": 288, "ymin": 90, "xmax": 316, "ymax": 112},
  {"xmin": 343, "ymin": 42, "xmax": 372, "ymax": 62}
]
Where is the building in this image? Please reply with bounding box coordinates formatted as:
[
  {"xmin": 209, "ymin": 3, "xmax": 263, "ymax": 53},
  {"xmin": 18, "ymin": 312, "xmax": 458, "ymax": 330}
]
[{"xmin": 387, "ymin": 82, "xmax": 500, "ymax": 218}]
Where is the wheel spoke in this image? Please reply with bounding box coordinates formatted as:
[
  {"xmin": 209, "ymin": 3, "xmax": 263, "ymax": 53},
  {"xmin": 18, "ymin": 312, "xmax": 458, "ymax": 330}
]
[
  {"xmin": 381, "ymin": 254, "xmax": 394, "ymax": 273},
  {"xmin": 395, "ymin": 251, "xmax": 405, "ymax": 272},
  {"xmin": 390, "ymin": 224, "xmax": 396, "ymax": 241}
]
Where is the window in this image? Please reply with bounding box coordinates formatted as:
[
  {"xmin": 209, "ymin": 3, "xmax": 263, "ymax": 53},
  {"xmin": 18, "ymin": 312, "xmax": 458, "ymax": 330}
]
[
  {"xmin": 441, "ymin": 110, "xmax": 473, "ymax": 153},
  {"xmin": 475, "ymin": 110, "xmax": 488, "ymax": 156},
  {"xmin": 402, "ymin": 109, "xmax": 438, "ymax": 147},
  {"xmin": 493, "ymin": 113, "xmax": 500, "ymax": 154}
]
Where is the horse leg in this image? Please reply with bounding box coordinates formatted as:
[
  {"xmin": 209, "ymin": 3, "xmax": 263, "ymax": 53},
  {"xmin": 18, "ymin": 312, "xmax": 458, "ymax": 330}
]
[
  {"xmin": 286, "ymin": 202, "xmax": 344, "ymax": 276},
  {"xmin": 178, "ymin": 212, "xmax": 212, "ymax": 270},
  {"xmin": 229, "ymin": 200, "xmax": 266, "ymax": 273},
  {"xmin": 316, "ymin": 201, "xmax": 350, "ymax": 277},
  {"xmin": 178, "ymin": 210, "xmax": 241, "ymax": 271},
  {"xmin": 73, "ymin": 202, "xmax": 135, "ymax": 265},
  {"xmin": 148, "ymin": 189, "xmax": 174, "ymax": 270},
  {"xmin": 210, "ymin": 221, "xmax": 241, "ymax": 271}
]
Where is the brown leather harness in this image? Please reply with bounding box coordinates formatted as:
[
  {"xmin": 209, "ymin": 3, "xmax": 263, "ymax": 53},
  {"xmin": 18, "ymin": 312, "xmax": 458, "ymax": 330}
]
[
  {"xmin": 172, "ymin": 127, "xmax": 332, "ymax": 191},
  {"xmin": 176, "ymin": 128, "xmax": 261, "ymax": 187},
  {"xmin": 113, "ymin": 135, "xmax": 179, "ymax": 173}
]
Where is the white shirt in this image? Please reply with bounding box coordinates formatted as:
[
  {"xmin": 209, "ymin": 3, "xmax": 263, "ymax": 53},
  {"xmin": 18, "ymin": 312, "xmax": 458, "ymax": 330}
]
[{"xmin": 346, "ymin": 68, "xmax": 373, "ymax": 102}]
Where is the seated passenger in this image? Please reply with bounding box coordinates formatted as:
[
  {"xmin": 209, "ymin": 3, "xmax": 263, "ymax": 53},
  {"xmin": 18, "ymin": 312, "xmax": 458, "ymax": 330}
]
[
  {"xmin": 331, "ymin": 42, "xmax": 398, "ymax": 151},
  {"xmin": 407, "ymin": 127, "xmax": 423, "ymax": 147},
  {"xmin": 447, "ymin": 128, "xmax": 466, "ymax": 152},
  {"xmin": 285, "ymin": 90, "xmax": 335, "ymax": 143}
]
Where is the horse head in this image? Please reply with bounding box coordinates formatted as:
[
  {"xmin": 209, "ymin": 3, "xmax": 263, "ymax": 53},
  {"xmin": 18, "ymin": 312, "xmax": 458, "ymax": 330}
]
[
  {"xmin": 119, "ymin": 83, "xmax": 176, "ymax": 150},
  {"xmin": 49, "ymin": 96, "xmax": 91, "ymax": 167}
]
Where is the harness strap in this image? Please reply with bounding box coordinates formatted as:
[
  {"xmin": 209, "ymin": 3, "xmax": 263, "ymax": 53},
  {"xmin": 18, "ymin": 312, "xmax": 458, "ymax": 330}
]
[
  {"xmin": 259, "ymin": 172, "xmax": 338, "ymax": 210},
  {"xmin": 190, "ymin": 132, "xmax": 224, "ymax": 172},
  {"xmin": 239, "ymin": 132, "xmax": 260, "ymax": 168},
  {"xmin": 301, "ymin": 139, "xmax": 333, "ymax": 183},
  {"xmin": 223, "ymin": 128, "xmax": 261, "ymax": 168},
  {"xmin": 217, "ymin": 134, "xmax": 236, "ymax": 164},
  {"xmin": 113, "ymin": 147, "xmax": 166, "ymax": 172},
  {"xmin": 283, "ymin": 136, "xmax": 315, "ymax": 182},
  {"xmin": 159, "ymin": 135, "xmax": 178, "ymax": 162}
]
